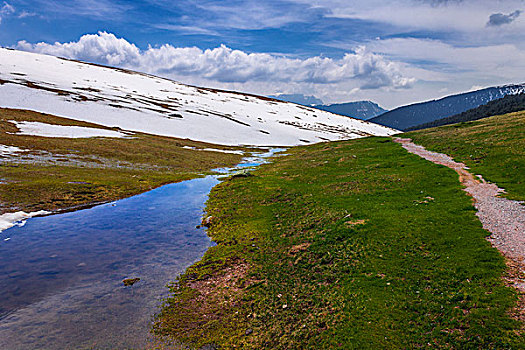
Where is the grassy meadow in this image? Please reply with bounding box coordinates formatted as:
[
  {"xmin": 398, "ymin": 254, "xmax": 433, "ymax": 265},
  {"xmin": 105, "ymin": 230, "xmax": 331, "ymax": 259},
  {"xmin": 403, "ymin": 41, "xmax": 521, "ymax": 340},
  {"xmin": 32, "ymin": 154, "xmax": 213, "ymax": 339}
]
[{"xmin": 154, "ymin": 136, "xmax": 523, "ymax": 349}]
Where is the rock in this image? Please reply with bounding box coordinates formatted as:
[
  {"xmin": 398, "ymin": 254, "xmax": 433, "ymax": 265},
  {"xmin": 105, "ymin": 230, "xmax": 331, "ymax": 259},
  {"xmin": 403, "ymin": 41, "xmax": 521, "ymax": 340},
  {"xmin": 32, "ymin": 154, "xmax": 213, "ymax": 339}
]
[
  {"xmin": 201, "ymin": 216, "xmax": 216, "ymax": 227},
  {"xmin": 122, "ymin": 277, "xmax": 140, "ymax": 286},
  {"xmin": 230, "ymin": 169, "xmax": 253, "ymax": 178}
]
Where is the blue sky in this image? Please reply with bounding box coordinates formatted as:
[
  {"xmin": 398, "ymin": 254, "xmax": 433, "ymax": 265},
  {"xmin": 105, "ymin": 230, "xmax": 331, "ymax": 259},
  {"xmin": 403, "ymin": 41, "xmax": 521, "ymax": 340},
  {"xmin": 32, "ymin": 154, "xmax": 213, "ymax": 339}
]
[{"xmin": 1, "ymin": 0, "xmax": 524, "ymax": 108}]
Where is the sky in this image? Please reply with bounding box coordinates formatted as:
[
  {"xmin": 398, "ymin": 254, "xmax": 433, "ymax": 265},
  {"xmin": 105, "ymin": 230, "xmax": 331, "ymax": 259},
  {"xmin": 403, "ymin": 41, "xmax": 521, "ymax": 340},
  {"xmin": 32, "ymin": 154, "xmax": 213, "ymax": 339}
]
[{"xmin": 0, "ymin": 0, "xmax": 524, "ymax": 109}]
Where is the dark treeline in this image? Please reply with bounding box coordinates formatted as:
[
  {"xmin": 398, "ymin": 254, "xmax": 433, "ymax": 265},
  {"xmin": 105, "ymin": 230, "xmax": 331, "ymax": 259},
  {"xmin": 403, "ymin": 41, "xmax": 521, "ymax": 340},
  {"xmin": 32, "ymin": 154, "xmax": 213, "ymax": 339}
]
[{"xmin": 407, "ymin": 93, "xmax": 525, "ymax": 131}]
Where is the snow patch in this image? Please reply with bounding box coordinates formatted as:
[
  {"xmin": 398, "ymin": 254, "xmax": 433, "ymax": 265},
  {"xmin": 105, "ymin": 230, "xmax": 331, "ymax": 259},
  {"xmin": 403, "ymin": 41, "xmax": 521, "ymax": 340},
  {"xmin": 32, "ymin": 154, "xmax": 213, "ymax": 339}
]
[
  {"xmin": 182, "ymin": 146, "xmax": 244, "ymax": 155},
  {"xmin": 11, "ymin": 121, "xmax": 131, "ymax": 138},
  {"xmin": 0, "ymin": 144, "xmax": 27, "ymax": 157},
  {"xmin": 0, "ymin": 210, "xmax": 50, "ymax": 233}
]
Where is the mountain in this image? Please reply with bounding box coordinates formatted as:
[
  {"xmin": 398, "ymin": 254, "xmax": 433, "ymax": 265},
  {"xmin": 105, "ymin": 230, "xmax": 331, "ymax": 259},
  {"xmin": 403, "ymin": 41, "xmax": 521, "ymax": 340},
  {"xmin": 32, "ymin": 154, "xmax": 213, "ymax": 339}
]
[
  {"xmin": 407, "ymin": 93, "xmax": 525, "ymax": 131},
  {"xmin": 369, "ymin": 84, "xmax": 525, "ymax": 130},
  {"xmin": 268, "ymin": 94, "xmax": 324, "ymax": 106},
  {"xmin": 0, "ymin": 48, "xmax": 397, "ymax": 147},
  {"xmin": 313, "ymin": 101, "xmax": 387, "ymax": 120}
]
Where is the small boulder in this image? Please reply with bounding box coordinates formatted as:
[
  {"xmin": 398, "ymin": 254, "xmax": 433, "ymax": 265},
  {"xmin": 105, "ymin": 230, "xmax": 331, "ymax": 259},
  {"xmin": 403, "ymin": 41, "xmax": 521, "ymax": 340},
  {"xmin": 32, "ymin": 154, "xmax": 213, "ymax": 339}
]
[
  {"xmin": 230, "ymin": 169, "xmax": 253, "ymax": 178},
  {"xmin": 123, "ymin": 277, "xmax": 140, "ymax": 287},
  {"xmin": 201, "ymin": 216, "xmax": 216, "ymax": 227}
]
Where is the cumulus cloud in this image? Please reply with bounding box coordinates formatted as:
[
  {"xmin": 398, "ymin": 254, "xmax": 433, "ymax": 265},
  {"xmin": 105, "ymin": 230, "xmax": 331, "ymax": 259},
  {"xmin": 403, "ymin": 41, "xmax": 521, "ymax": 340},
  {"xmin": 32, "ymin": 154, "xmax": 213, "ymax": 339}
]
[
  {"xmin": 16, "ymin": 31, "xmax": 414, "ymax": 90},
  {"xmin": 487, "ymin": 10, "xmax": 521, "ymax": 26},
  {"xmin": 0, "ymin": 2, "xmax": 15, "ymax": 23},
  {"xmin": 17, "ymin": 32, "xmax": 141, "ymax": 66}
]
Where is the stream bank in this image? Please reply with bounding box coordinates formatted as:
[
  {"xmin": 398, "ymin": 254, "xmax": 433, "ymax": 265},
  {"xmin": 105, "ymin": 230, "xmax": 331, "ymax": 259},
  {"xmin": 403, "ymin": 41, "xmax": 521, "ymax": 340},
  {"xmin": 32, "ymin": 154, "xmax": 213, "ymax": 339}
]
[{"xmin": 0, "ymin": 149, "xmax": 281, "ymax": 350}]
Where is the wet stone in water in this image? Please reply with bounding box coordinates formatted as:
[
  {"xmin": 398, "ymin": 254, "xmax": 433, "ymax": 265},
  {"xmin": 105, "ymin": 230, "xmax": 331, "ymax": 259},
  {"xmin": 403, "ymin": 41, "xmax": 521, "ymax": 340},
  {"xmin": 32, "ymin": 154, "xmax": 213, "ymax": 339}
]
[{"xmin": 122, "ymin": 278, "xmax": 140, "ymax": 287}]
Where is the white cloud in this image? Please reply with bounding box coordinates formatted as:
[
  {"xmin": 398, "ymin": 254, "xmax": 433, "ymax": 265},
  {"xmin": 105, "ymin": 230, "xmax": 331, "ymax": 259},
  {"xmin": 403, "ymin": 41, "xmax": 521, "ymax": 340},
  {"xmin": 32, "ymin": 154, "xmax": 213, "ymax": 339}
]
[
  {"xmin": 28, "ymin": 0, "xmax": 131, "ymax": 20},
  {"xmin": 17, "ymin": 10, "xmax": 38, "ymax": 19},
  {"xmin": 153, "ymin": 24, "xmax": 220, "ymax": 36},
  {"xmin": 17, "ymin": 32, "xmax": 141, "ymax": 66},
  {"xmin": 14, "ymin": 30, "xmax": 525, "ymax": 109},
  {"xmin": 16, "ymin": 31, "xmax": 414, "ymax": 91},
  {"xmin": 292, "ymin": 0, "xmax": 525, "ymax": 44},
  {"xmin": 0, "ymin": 2, "xmax": 15, "ymax": 24},
  {"xmin": 171, "ymin": 0, "xmax": 319, "ymax": 30},
  {"xmin": 366, "ymin": 37, "xmax": 525, "ymax": 82}
]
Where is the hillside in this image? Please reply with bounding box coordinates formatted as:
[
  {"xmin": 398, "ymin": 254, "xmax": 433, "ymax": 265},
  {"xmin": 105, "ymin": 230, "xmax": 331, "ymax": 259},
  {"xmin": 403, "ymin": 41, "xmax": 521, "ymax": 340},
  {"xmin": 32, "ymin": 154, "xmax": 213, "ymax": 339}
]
[
  {"xmin": 313, "ymin": 101, "xmax": 387, "ymax": 120},
  {"xmin": 407, "ymin": 93, "xmax": 525, "ymax": 131},
  {"xmin": 0, "ymin": 48, "xmax": 396, "ymax": 146},
  {"xmin": 369, "ymin": 84, "xmax": 525, "ymax": 130},
  {"xmin": 405, "ymin": 110, "xmax": 525, "ymax": 201}
]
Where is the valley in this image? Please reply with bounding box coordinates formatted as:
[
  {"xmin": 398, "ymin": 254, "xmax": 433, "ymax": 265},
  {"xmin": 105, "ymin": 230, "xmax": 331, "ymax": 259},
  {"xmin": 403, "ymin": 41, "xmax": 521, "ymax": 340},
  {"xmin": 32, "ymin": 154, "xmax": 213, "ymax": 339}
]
[{"xmin": 0, "ymin": 47, "xmax": 523, "ymax": 349}]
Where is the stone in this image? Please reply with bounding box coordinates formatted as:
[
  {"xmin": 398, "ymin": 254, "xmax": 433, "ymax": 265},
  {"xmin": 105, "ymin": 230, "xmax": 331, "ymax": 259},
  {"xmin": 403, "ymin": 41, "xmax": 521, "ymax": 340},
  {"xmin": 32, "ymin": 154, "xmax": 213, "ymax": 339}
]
[
  {"xmin": 201, "ymin": 216, "xmax": 216, "ymax": 227},
  {"xmin": 122, "ymin": 277, "xmax": 140, "ymax": 286}
]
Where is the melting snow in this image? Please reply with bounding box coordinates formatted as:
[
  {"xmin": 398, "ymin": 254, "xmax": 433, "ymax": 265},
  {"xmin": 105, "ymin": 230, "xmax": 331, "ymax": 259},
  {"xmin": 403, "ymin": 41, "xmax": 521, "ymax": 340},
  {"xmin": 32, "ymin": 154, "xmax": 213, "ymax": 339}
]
[
  {"xmin": 0, "ymin": 48, "xmax": 398, "ymax": 146},
  {"xmin": 10, "ymin": 121, "xmax": 131, "ymax": 138},
  {"xmin": 0, "ymin": 144, "xmax": 27, "ymax": 157},
  {"xmin": 182, "ymin": 146, "xmax": 244, "ymax": 155},
  {"xmin": 0, "ymin": 210, "xmax": 50, "ymax": 233}
]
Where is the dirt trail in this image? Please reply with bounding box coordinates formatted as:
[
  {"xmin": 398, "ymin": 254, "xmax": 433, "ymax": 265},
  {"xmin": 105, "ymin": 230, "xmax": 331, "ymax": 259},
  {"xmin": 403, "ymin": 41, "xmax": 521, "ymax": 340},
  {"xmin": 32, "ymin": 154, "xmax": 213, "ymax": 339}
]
[{"xmin": 394, "ymin": 138, "xmax": 525, "ymax": 293}]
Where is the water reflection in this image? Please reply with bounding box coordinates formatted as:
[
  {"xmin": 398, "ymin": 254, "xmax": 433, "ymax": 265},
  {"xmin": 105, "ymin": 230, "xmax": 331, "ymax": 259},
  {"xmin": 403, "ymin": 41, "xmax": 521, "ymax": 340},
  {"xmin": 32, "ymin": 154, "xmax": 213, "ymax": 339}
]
[
  {"xmin": 0, "ymin": 176, "xmax": 220, "ymax": 349},
  {"xmin": 0, "ymin": 148, "xmax": 284, "ymax": 349}
]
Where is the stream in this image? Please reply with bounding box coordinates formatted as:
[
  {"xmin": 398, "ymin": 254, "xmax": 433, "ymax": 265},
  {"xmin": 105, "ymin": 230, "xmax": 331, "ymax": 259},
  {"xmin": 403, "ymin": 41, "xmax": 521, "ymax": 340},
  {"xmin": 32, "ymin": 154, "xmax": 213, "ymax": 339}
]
[{"xmin": 0, "ymin": 149, "xmax": 283, "ymax": 350}]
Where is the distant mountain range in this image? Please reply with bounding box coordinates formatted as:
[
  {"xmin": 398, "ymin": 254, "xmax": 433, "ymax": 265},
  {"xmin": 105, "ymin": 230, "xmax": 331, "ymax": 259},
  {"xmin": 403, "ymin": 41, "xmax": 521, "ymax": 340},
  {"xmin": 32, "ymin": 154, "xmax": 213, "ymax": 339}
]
[
  {"xmin": 269, "ymin": 94, "xmax": 323, "ymax": 106},
  {"xmin": 269, "ymin": 94, "xmax": 387, "ymax": 120},
  {"xmin": 407, "ymin": 93, "xmax": 525, "ymax": 131},
  {"xmin": 313, "ymin": 101, "xmax": 387, "ymax": 120},
  {"xmin": 369, "ymin": 84, "xmax": 525, "ymax": 130}
]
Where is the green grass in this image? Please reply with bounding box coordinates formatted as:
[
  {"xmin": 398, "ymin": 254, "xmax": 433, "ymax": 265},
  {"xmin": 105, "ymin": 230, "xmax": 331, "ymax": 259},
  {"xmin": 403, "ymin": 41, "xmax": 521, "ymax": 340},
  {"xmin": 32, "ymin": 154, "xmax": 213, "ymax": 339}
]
[
  {"xmin": 0, "ymin": 108, "xmax": 248, "ymax": 213},
  {"xmin": 405, "ymin": 110, "xmax": 525, "ymax": 201},
  {"xmin": 154, "ymin": 137, "xmax": 523, "ymax": 349}
]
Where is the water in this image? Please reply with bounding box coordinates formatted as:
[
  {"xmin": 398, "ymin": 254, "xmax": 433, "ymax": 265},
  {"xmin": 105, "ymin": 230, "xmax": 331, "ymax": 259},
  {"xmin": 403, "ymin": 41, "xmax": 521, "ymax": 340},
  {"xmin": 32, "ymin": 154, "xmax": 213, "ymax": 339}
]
[{"xmin": 0, "ymin": 148, "xmax": 284, "ymax": 350}]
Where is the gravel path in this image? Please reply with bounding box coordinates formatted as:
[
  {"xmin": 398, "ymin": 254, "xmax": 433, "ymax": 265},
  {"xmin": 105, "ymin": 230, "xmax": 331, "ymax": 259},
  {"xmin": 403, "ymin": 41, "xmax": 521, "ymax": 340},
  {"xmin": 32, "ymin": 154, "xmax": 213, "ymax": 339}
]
[{"xmin": 394, "ymin": 138, "xmax": 525, "ymax": 292}]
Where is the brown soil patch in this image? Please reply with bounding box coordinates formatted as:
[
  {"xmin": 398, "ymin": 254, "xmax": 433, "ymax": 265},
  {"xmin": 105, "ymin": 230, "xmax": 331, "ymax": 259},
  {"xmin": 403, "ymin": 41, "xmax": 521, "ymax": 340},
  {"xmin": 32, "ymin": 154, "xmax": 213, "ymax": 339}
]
[
  {"xmin": 345, "ymin": 219, "xmax": 367, "ymax": 226},
  {"xmin": 289, "ymin": 242, "xmax": 311, "ymax": 254},
  {"xmin": 189, "ymin": 262, "xmax": 250, "ymax": 305}
]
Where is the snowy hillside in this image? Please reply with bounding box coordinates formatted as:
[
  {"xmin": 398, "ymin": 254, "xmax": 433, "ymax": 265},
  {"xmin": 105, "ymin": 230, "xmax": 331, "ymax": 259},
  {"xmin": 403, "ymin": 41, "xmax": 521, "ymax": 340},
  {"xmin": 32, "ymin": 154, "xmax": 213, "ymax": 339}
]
[{"xmin": 0, "ymin": 48, "xmax": 397, "ymax": 146}]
